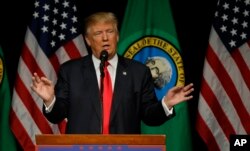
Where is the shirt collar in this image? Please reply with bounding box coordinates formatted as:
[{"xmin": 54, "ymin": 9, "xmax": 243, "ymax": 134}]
[{"xmin": 92, "ymin": 53, "xmax": 118, "ymax": 70}]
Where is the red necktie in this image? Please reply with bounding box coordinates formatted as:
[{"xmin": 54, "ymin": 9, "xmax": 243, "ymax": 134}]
[{"xmin": 102, "ymin": 62, "xmax": 112, "ymax": 134}]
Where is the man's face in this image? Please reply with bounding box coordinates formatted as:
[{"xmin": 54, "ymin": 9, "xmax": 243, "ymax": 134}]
[{"xmin": 85, "ymin": 22, "xmax": 119, "ymax": 60}]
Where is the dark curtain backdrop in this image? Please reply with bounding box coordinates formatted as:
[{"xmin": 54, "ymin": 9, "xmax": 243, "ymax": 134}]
[{"xmin": 0, "ymin": 0, "xmax": 218, "ymax": 150}]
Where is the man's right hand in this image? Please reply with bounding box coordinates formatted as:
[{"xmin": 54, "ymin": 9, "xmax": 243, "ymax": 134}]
[{"xmin": 31, "ymin": 72, "xmax": 55, "ymax": 106}]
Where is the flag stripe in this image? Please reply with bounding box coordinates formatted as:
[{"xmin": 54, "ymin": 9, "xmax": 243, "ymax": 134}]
[
  {"xmin": 55, "ymin": 47, "xmax": 71, "ymax": 65},
  {"xmin": 211, "ymin": 40, "xmax": 250, "ymax": 116},
  {"xmin": 25, "ymin": 28, "xmax": 57, "ymax": 81},
  {"xmin": 196, "ymin": 113, "xmax": 220, "ymax": 151},
  {"xmin": 58, "ymin": 120, "xmax": 67, "ymax": 134},
  {"xmin": 10, "ymin": 110, "xmax": 35, "ymax": 151},
  {"xmin": 12, "ymin": 58, "xmax": 53, "ymax": 135},
  {"xmin": 201, "ymin": 48, "xmax": 246, "ymax": 134},
  {"xmin": 239, "ymin": 41, "xmax": 250, "ymax": 69},
  {"xmin": 15, "ymin": 74, "xmax": 53, "ymax": 133},
  {"xmin": 207, "ymin": 45, "xmax": 250, "ymax": 129},
  {"xmin": 11, "ymin": 89, "xmax": 42, "ymax": 139},
  {"xmin": 231, "ymin": 47, "xmax": 250, "ymax": 91},
  {"xmin": 198, "ymin": 94, "xmax": 230, "ymax": 150},
  {"xmin": 49, "ymin": 53, "xmax": 61, "ymax": 73},
  {"xmin": 64, "ymin": 40, "xmax": 82, "ymax": 59},
  {"xmin": 17, "ymin": 55, "xmax": 61, "ymax": 134},
  {"xmin": 200, "ymin": 76, "xmax": 235, "ymax": 139},
  {"xmin": 22, "ymin": 44, "xmax": 46, "ymax": 77},
  {"xmin": 73, "ymin": 35, "xmax": 88, "ymax": 56}
]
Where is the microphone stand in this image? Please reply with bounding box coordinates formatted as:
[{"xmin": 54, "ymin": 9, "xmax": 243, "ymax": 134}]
[
  {"xmin": 99, "ymin": 50, "xmax": 108, "ymax": 133},
  {"xmin": 99, "ymin": 61, "xmax": 105, "ymax": 134}
]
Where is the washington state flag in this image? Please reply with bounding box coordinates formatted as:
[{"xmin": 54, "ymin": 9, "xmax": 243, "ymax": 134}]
[{"xmin": 117, "ymin": 0, "xmax": 193, "ymax": 151}]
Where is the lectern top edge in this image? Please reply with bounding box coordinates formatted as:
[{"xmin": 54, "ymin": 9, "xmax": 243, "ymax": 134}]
[{"xmin": 35, "ymin": 134, "xmax": 166, "ymax": 145}]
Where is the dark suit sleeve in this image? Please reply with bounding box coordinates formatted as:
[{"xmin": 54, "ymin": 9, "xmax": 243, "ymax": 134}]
[{"xmin": 140, "ymin": 67, "xmax": 174, "ymax": 126}]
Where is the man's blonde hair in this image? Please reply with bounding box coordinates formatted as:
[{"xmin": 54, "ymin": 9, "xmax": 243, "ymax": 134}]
[{"xmin": 84, "ymin": 12, "xmax": 118, "ymax": 35}]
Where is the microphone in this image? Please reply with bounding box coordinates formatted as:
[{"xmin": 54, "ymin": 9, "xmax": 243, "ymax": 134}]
[{"xmin": 100, "ymin": 50, "xmax": 108, "ymax": 77}]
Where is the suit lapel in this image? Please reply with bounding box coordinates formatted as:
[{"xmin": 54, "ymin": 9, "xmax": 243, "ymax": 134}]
[
  {"xmin": 81, "ymin": 56, "xmax": 102, "ymax": 120},
  {"xmin": 110, "ymin": 56, "xmax": 128, "ymax": 121}
]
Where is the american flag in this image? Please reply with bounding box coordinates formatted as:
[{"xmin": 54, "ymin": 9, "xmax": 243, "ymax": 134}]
[
  {"xmin": 10, "ymin": 0, "xmax": 88, "ymax": 150},
  {"xmin": 196, "ymin": 0, "xmax": 250, "ymax": 150}
]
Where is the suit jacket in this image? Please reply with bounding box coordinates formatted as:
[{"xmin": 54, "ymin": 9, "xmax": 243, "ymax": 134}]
[{"xmin": 43, "ymin": 54, "xmax": 173, "ymax": 134}]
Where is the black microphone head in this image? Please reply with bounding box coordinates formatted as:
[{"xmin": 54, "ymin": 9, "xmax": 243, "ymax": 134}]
[{"xmin": 100, "ymin": 50, "xmax": 108, "ymax": 61}]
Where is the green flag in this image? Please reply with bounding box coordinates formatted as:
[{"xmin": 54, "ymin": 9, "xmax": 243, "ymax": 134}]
[
  {"xmin": 117, "ymin": 0, "xmax": 193, "ymax": 151},
  {"xmin": 0, "ymin": 46, "xmax": 17, "ymax": 151}
]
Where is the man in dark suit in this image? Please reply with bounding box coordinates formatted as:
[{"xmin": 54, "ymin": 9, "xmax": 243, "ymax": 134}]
[{"xmin": 31, "ymin": 12, "xmax": 194, "ymax": 134}]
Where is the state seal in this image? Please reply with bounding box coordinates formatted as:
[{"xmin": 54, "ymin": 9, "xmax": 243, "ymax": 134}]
[{"xmin": 123, "ymin": 36, "xmax": 185, "ymax": 97}]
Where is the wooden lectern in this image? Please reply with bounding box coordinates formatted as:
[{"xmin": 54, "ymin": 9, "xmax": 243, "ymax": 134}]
[{"xmin": 36, "ymin": 134, "xmax": 166, "ymax": 151}]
